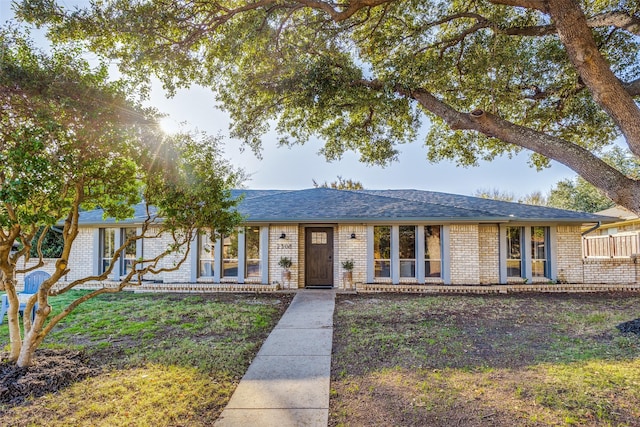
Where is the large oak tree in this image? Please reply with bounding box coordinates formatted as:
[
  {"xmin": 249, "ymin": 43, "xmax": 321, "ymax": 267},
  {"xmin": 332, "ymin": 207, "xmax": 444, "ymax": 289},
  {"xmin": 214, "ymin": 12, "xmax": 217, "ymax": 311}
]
[
  {"xmin": 15, "ymin": 0, "xmax": 640, "ymax": 212},
  {"xmin": 1, "ymin": 29, "xmax": 243, "ymax": 367}
]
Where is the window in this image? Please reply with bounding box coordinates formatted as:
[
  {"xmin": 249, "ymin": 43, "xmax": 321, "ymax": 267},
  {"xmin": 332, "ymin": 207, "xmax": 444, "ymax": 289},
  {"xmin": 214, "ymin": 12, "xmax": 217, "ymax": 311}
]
[
  {"xmin": 121, "ymin": 228, "xmax": 138, "ymax": 275},
  {"xmin": 425, "ymin": 226, "xmax": 442, "ymax": 277},
  {"xmin": 100, "ymin": 228, "xmax": 116, "ymax": 274},
  {"xmin": 245, "ymin": 226, "xmax": 261, "ymax": 278},
  {"xmin": 198, "ymin": 233, "xmax": 214, "ymax": 277},
  {"xmin": 506, "ymin": 227, "xmax": 522, "ymax": 277},
  {"xmin": 399, "ymin": 226, "xmax": 416, "ymax": 278},
  {"xmin": 223, "ymin": 232, "xmax": 239, "ymax": 278},
  {"xmin": 311, "ymin": 231, "xmax": 327, "ymax": 244},
  {"xmin": 531, "ymin": 226, "xmax": 547, "ymax": 278},
  {"xmin": 373, "ymin": 226, "xmax": 391, "ymax": 278}
]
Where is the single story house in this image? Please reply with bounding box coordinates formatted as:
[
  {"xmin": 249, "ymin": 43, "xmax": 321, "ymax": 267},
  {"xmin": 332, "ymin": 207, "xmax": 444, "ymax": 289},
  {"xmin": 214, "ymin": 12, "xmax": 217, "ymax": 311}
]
[
  {"xmin": 53, "ymin": 188, "xmax": 617, "ymax": 290},
  {"xmin": 588, "ymin": 205, "xmax": 640, "ymax": 236}
]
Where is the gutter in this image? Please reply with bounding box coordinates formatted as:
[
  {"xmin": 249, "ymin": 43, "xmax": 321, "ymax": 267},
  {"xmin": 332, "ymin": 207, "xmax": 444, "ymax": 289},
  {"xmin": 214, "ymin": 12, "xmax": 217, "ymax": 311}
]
[{"xmin": 581, "ymin": 221, "xmax": 602, "ymax": 236}]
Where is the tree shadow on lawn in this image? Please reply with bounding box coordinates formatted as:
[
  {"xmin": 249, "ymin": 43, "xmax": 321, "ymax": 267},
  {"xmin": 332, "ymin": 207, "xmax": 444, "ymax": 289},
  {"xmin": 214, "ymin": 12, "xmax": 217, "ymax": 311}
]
[
  {"xmin": 330, "ymin": 292, "xmax": 640, "ymax": 426},
  {"xmin": 0, "ymin": 291, "xmax": 292, "ymax": 426}
]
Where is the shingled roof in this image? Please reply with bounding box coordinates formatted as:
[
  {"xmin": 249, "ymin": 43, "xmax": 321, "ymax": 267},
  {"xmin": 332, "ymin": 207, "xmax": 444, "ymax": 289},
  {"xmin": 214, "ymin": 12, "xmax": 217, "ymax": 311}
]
[
  {"xmin": 77, "ymin": 188, "xmax": 613, "ymax": 225},
  {"xmin": 234, "ymin": 188, "xmax": 611, "ymax": 223}
]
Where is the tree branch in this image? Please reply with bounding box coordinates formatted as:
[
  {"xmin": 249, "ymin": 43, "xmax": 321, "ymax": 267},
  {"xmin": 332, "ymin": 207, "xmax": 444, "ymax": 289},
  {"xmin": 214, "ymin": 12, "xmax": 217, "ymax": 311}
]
[
  {"xmin": 588, "ymin": 11, "xmax": 640, "ymax": 35},
  {"xmin": 295, "ymin": 0, "xmax": 394, "ymax": 21},
  {"xmin": 401, "ymin": 86, "xmax": 640, "ymax": 212},
  {"xmin": 623, "ymin": 78, "xmax": 640, "ymax": 97},
  {"xmin": 488, "ymin": 0, "xmax": 549, "ymax": 12},
  {"xmin": 548, "ymin": 0, "xmax": 640, "ymax": 157}
]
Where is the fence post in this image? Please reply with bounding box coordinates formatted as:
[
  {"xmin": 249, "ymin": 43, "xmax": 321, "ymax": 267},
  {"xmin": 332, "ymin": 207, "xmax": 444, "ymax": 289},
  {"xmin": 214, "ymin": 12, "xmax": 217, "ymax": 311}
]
[{"xmin": 609, "ymin": 235, "xmax": 614, "ymax": 258}]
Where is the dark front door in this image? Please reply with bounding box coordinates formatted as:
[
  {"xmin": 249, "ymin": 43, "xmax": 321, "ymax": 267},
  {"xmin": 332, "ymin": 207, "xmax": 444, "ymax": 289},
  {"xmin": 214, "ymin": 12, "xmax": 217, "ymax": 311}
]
[{"xmin": 305, "ymin": 227, "xmax": 334, "ymax": 287}]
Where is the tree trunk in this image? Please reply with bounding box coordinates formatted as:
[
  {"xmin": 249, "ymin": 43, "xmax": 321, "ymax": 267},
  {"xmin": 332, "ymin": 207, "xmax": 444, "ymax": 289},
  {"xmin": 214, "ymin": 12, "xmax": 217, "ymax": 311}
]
[
  {"xmin": 548, "ymin": 0, "xmax": 640, "ymax": 156},
  {"xmin": 16, "ymin": 332, "xmax": 37, "ymax": 368},
  {"xmin": 5, "ymin": 284, "xmax": 23, "ymax": 362}
]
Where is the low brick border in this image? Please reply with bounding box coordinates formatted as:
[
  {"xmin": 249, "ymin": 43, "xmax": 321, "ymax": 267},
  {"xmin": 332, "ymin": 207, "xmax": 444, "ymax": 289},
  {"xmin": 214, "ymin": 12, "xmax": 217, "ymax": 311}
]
[
  {"xmin": 358, "ymin": 283, "xmax": 640, "ymax": 294},
  {"xmin": 49, "ymin": 281, "xmax": 640, "ymax": 294}
]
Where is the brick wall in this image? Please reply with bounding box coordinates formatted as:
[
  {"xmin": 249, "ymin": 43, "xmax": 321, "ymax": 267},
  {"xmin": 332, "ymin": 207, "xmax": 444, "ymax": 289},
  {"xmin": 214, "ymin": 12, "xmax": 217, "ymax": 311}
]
[
  {"xmin": 449, "ymin": 224, "xmax": 480, "ymax": 284},
  {"xmin": 478, "ymin": 224, "xmax": 499, "ymax": 284},
  {"xmin": 336, "ymin": 225, "xmax": 367, "ymax": 289},
  {"xmin": 269, "ymin": 225, "xmax": 299, "ymax": 288},
  {"xmin": 159, "ymin": 230, "xmax": 193, "ymax": 283},
  {"xmin": 21, "ymin": 222, "xmax": 640, "ymax": 290},
  {"xmin": 556, "ymin": 225, "xmax": 584, "ymax": 283},
  {"xmin": 583, "ymin": 258, "xmax": 638, "ymax": 284}
]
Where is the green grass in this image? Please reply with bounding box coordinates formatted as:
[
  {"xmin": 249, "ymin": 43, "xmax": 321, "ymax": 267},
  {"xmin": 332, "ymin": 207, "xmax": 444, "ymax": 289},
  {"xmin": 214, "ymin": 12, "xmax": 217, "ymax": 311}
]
[{"xmin": 0, "ymin": 290, "xmax": 290, "ymax": 426}]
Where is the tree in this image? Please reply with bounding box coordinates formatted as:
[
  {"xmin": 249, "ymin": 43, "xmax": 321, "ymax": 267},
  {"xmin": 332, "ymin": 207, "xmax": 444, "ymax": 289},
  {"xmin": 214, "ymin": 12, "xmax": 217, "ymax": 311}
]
[
  {"xmin": 313, "ymin": 176, "xmax": 364, "ymax": 190},
  {"xmin": 546, "ymin": 177, "xmax": 614, "ymax": 212},
  {"xmin": 518, "ymin": 191, "xmax": 547, "ymax": 206},
  {"xmin": 474, "ymin": 188, "xmax": 547, "ymax": 205},
  {"xmin": 473, "ymin": 188, "xmax": 516, "ymax": 202},
  {"xmin": 0, "ymin": 30, "xmax": 243, "ymax": 367},
  {"xmin": 547, "ymin": 146, "xmax": 640, "ymax": 211},
  {"xmin": 28, "ymin": 227, "xmax": 64, "ymax": 258},
  {"xmin": 16, "ymin": 0, "xmax": 640, "ymax": 212}
]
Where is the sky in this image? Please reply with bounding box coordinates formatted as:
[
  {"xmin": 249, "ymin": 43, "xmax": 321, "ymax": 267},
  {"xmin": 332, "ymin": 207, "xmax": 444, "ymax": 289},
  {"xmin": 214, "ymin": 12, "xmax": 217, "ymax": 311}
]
[{"xmin": 1, "ymin": 0, "xmax": 578, "ymax": 197}]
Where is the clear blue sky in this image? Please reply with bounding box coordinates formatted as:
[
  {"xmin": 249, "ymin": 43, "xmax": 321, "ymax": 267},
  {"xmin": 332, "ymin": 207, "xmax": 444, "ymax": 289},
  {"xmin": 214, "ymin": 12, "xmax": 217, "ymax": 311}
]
[{"xmin": 2, "ymin": 0, "xmax": 577, "ymax": 196}]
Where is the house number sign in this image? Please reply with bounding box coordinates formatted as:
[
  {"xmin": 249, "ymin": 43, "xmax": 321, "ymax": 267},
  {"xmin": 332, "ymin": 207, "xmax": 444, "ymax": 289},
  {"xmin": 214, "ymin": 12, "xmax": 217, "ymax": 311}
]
[{"xmin": 276, "ymin": 243, "xmax": 293, "ymax": 249}]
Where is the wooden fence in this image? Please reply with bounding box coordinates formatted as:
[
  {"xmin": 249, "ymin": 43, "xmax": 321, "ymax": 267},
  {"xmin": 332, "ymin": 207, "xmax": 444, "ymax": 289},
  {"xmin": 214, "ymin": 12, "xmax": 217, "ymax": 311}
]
[{"xmin": 582, "ymin": 233, "xmax": 640, "ymax": 258}]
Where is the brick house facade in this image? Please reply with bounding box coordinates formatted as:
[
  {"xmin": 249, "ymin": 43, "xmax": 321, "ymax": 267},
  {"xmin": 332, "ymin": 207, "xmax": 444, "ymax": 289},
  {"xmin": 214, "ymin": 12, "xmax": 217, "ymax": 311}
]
[{"xmin": 24, "ymin": 188, "xmax": 623, "ymax": 289}]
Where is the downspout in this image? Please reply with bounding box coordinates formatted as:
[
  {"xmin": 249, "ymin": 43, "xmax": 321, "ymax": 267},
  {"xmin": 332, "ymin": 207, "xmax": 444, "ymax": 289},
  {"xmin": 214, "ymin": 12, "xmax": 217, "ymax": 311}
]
[{"xmin": 581, "ymin": 221, "xmax": 601, "ymax": 236}]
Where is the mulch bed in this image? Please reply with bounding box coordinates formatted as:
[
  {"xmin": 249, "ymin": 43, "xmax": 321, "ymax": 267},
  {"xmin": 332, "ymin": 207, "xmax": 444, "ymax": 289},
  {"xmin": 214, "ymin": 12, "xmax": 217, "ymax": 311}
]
[
  {"xmin": 0, "ymin": 349, "xmax": 98, "ymax": 406},
  {"xmin": 617, "ymin": 318, "xmax": 640, "ymax": 335}
]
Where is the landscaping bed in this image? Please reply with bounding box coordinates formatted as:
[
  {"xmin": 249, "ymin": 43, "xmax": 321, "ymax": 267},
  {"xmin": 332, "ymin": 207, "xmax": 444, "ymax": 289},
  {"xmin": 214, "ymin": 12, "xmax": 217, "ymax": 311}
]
[
  {"xmin": 330, "ymin": 292, "xmax": 640, "ymax": 426},
  {"xmin": 0, "ymin": 291, "xmax": 292, "ymax": 426}
]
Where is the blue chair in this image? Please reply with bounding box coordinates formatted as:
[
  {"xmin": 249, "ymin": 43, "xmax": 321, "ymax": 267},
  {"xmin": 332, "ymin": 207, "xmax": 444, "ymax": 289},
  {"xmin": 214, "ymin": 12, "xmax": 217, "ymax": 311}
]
[{"xmin": 0, "ymin": 271, "xmax": 50, "ymax": 324}]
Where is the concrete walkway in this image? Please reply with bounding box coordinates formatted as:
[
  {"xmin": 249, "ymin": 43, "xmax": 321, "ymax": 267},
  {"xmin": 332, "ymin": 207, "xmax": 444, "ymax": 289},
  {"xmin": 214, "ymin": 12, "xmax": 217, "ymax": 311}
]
[{"xmin": 215, "ymin": 289, "xmax": 336, "ymax": 427}]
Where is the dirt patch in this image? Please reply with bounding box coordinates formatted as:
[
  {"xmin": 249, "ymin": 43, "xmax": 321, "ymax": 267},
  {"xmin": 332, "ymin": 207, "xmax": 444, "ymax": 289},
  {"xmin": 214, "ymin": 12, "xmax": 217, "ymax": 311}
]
[
  {"xmin": 330, "ymin": 292, "xmax": 640, "ymax": 426},
  {"xmin": 0, "ymin": 349, "xmax": 98, "ymax": 406}
]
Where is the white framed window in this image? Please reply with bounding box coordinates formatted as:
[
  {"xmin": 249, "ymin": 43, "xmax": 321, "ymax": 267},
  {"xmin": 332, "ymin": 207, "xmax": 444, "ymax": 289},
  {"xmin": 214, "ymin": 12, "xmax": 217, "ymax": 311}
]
[
  {"xmin": 121, "ymin": 228, "xmax": 138, "ymax": 276},
  {"xmin": 100, "ymin": 228, "xmax": 116, "ymax": 274},
  {"xmin": 531, "ymin": 226, "xmax": 548, "ymax": 278},
  {"xmin": 222, "ymin": 232, "xmax": 239, "ymax": 278},
  {"xmin": 506, "ymin": 226, "xmax": 522, "ymax": 278},
  {"xmin": 198, "ymin": 233, "xmax": 214, "ymax": 278},
  {"xmin": 373, "ymin": 226, "xmax": 391, "ymax": 278},
  {"xmin": 399, "ymin": 225, "xmax": 416, "ymax": 278},
  {"xmin": 370, "ymin": 225, "xmax": 445, "ymax": 283},
  {"xmin": 424, "ymin": 226, "xmax": 442, "ymax": 278},
  {"xmin": 245, "ymin": 226, "xmax": 261, "ymax": 278}
]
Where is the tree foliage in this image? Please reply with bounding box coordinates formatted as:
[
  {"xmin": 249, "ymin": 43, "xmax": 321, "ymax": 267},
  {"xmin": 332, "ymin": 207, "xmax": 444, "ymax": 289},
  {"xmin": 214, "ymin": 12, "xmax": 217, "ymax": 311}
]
[
  {"xmin": 546, "ymin": 146, "xmax": 640, "ymax": 212},
  {"xmin": 474, "ymin": 188, "xmax": 547, "ymax": 205},
  {"xmin": 0, "ymin": 29, "xmax": 243, "ymax": 366},
  {"xmin": 313, "ymin": 176, "xmax": 364, "ymax": 190},
  {"xmin": 546, "ymin": 177, "xmax": 614, "ymax": 212},
  {"xmin": 14, "ymin": 0, "xmax": 640, "ymax": 212}
]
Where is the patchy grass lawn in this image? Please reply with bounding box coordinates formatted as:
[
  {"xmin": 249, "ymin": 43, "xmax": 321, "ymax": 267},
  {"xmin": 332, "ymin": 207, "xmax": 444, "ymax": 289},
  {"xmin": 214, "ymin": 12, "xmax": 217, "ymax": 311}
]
[
  {"xmin": 330, "ymin": 293, "xmax": 640, "ymax": 426},
  {"xmin": 0, "ymin": 290, "xmax": 291, "ymax": 426}
]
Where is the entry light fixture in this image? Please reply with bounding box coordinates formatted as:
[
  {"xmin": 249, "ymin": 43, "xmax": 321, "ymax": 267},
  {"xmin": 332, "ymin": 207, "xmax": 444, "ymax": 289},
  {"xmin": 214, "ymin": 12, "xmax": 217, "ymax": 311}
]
[
  {"xmin": 350, "ymin": 232, "xmax": 356, "ymax": 239},
  {"xmin": 280, "ymin": 232, "xmax": 286, "ymax": 239}
]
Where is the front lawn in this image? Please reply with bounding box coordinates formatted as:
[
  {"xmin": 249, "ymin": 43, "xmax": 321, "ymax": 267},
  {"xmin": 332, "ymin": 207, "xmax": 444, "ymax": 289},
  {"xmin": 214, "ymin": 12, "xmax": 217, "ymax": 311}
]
[
  {"xmin": 0, "ymin": 290, "xmax": 291, "ymax": 426},
  {"xmin": 330, "ymin": 293, "xmax": 640, "ymax": 426}
]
